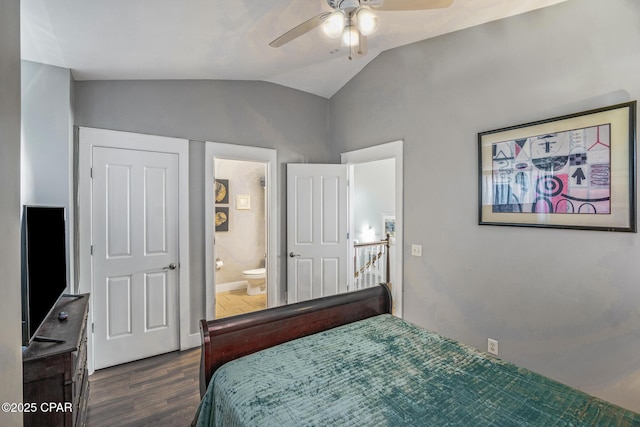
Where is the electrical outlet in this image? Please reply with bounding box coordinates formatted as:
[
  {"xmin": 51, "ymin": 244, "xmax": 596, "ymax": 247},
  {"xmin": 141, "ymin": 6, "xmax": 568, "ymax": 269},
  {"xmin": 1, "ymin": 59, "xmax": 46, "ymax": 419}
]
[
  {"xmin": 488, "ymin": 338, "xmax": 499, "ymax": 356},
  {"xmin": 411, "ymin": 244, "xmax": 422, "ymax": 257}
]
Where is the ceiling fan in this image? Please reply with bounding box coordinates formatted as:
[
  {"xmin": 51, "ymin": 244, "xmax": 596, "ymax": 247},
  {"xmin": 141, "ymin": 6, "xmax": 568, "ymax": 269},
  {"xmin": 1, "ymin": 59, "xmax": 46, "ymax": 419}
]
[{"xmin": 269, "ymin": 0, "xmax": 454, "ymax": 59}]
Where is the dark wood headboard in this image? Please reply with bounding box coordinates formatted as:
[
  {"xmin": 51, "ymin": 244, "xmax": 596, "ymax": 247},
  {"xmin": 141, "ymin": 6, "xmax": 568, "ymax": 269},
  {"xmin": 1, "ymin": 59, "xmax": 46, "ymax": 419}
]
[{"xmin": 199, "ymin": 284, "xmax": 392, "ymax": 397}]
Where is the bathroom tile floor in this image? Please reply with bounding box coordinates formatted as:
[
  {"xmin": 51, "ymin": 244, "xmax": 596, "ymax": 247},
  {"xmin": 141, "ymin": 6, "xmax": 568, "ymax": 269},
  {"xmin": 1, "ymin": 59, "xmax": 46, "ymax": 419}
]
[{"xmin": 215, "ymin": 289, "xmax": 267, "ymax": 319}]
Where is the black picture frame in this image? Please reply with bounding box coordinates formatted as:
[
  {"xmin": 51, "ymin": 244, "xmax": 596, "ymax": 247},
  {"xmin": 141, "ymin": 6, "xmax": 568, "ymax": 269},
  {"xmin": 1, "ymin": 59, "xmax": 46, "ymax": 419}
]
[
  {"xmin": 215, "ymin": 207, "xmax": 229, "ymax": 232},
  {"xmin": 215, "ymin": 179, "xmax": 229, "ymax": 204},
  {"xmin": 478, "ymin": 101, "xmax": 636, "ymax": 232}
]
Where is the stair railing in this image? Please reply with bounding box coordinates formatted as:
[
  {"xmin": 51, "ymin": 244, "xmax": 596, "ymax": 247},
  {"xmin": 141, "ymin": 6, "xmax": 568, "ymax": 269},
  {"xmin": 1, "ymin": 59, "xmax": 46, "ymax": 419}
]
[{"xmin": 353, "ymin": 234, "xmax": 390, "ymax": 290}]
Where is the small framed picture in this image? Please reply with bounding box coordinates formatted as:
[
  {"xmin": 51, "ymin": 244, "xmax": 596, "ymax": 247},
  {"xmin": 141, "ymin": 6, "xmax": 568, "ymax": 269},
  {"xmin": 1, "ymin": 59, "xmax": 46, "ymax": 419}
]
[
  {"xmin": 382, "ymin": 215, "xmax": 396, "ymax": 238},
  {"xmin": 215, "ymin": 179, "xmax": 229, "ymax": 204},
  {"xmin": 236, "ymin": 194, "xmax": 251, "ymax": 210},
  {"xmin": 215, "ymin": 207, "xmax": 229, "ymax": 232}
]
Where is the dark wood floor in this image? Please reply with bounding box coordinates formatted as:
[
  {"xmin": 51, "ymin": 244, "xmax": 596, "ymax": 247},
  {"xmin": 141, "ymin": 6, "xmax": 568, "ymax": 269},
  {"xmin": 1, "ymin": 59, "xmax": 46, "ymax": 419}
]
[{"xmin": 86, "ymin": 348, "xmax": 201, "ymax": 427}]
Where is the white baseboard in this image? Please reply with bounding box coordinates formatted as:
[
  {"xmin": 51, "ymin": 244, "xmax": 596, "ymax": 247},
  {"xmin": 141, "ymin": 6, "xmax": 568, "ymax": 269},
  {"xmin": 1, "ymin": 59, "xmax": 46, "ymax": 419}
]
[{"xmin": 216, "ymin": 280, "xmax": 248, "ymax": 293}]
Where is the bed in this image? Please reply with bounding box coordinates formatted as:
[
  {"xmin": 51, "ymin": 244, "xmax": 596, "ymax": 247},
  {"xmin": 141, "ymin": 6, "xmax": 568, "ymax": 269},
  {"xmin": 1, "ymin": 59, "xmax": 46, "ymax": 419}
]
[{"xmin": 194, "ymin": 284, "xmax": 640, "ymax": 426}]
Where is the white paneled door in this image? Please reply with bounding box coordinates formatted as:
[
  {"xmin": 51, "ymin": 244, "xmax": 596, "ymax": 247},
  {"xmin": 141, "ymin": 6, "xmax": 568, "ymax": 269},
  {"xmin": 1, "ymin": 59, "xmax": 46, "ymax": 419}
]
[
  {"xmin": 92, "ymin": 146, "xmax": 179, "ymax": 369},
  {"xmin": 287, "ymin": 164, "xmax": 348, "ymax": 304}
]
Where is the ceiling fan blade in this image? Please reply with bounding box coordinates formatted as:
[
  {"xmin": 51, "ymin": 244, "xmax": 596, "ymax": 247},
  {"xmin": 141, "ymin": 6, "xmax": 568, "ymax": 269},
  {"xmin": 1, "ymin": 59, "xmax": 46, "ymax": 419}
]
[
  {"xmin": 269, "ymin": 12, "xmax": 331, "ymax": 48},
  {"xmin": 368, "ymin": 0, "xmax": 453, "ymax": 11}
]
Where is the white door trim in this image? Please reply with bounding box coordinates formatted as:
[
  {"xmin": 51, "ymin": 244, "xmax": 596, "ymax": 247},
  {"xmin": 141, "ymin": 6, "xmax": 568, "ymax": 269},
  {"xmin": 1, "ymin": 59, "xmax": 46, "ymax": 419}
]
[
  {"xmin": 341, "ymin": 140, "xmax": 404, "ymax": 317},
  {"xmin": 204, "ymin": 142, "xmax": 278, "ymax": 320},
  {"xmin": 78, "ymin": 127, "xmax": 192, "ymax": 374}
]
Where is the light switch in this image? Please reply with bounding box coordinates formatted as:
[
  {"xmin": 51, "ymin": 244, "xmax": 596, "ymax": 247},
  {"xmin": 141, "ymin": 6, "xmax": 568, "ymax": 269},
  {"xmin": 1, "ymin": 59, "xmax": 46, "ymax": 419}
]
[{"xmin": 411, "ymin": 244, "xmax": 422, "ymax": 257}]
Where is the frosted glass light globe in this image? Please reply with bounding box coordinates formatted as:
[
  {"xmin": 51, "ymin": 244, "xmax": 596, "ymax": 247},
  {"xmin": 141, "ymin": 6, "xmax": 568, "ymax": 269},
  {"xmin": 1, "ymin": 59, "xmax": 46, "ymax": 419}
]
[
  {"xmin": 356, "ymin": 8, "xmax": 379, "ymax": 36},
  {"xmin": 342, "ymin": 25, "xmax": 359, "ymax": 47},
  {"xmin": 322, "ymin": 11, "xmax": 345, "ymax": 39}
]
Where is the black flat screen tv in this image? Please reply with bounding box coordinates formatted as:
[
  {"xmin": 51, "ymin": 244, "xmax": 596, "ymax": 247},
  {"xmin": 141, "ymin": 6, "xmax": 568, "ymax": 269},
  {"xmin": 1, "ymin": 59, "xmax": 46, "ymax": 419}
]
[{"xmin": 21, "ymin": 205, "xmax": 68, "ymax": 346}]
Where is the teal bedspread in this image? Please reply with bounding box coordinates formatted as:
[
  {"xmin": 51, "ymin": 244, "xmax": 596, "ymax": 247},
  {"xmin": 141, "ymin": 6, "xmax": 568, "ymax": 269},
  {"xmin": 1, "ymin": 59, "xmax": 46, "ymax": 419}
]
[{"xmin": 195, "ymin": 314, "xmax": 640, "ymax": 426}]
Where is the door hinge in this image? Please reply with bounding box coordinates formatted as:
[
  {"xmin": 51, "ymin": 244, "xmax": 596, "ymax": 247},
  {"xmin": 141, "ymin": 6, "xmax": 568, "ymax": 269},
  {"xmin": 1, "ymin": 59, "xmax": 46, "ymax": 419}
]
[
  {"xmin": 347, "ymin": 232, "xmax": 349, "ymax": 239},
  {"xmin": 90, "ymin": 245, "xmax": 94, "ymax": 256},
  {"xmin": 91, "ymin": 323, "xmax": 94, "ymax": 333},
  {"xmin": 90, "ymin": 167, "xmax": 93, "ymax": 179}
]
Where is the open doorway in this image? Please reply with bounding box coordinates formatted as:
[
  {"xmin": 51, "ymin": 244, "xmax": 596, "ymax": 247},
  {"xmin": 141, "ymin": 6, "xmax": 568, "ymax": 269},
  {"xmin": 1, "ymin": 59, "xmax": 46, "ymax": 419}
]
[
  {"xmin": 342, "ymin": 140, "xmax": 403, "ymax": 317},
  {"xmin": 213, "ymin": 158, "xmax": 267, "ymax": 318},
  {"xmin": 284, "ymin": 141, "xmax": 403, "ymax": 313},
  {"xmin": 204, "ymin": 142, "xmax": 278, "ymax": 321},
  {"xmin": 351, "ymin": 158, "xmax": 396, "ymax": 289}
]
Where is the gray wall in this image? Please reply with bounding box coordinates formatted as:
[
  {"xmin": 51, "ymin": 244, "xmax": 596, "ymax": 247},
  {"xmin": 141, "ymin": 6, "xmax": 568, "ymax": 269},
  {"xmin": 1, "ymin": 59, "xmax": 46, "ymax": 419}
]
[
  {"xmin": 21, "ymin": 60, "xmax": 75, "ymax": 291},
  {"xmin": 74, "ymin": 80, "xmax": 330, "ymax": 335},
  {"xmin": 0, "ymin": 0, "xmax": 24, "ymax": 425},
  {"xmin": 330, "ymin": 0, "xmax": 640, "ymax": 412}
]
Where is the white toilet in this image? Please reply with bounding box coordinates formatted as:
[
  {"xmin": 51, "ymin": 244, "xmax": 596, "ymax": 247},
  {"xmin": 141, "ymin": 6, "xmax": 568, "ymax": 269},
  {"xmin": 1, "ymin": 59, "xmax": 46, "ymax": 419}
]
[{"xmin": 242, "ymin": 268, "xmax": 266, "ymax": 295}]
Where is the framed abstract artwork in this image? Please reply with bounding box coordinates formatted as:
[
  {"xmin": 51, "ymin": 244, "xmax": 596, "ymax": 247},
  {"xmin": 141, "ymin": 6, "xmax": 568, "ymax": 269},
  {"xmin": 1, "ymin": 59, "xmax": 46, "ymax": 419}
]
[
  {"xmin": 215, "ymin": 179, "xmax": 229, "ymax": 204},
  {"xmin": 215, "ymin": 207, "xmax": 229, "ymax": 232},
  {"xmin": 478, "ymin": 101, "xmax": 636, "ymax": 232}
]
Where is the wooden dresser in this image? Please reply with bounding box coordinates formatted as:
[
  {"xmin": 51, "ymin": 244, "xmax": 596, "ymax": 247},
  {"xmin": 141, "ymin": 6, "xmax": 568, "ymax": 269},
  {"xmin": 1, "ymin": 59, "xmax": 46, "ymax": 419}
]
[{"xmin": 22, "ymin": 294, "xmax": 90, "ymax": 427}]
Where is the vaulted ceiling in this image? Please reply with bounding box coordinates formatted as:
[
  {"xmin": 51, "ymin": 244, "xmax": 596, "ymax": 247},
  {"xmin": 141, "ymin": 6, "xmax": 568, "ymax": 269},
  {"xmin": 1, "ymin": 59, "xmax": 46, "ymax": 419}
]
[{"xmin": 21, "ymin": 0, "xmax": 567, "ymax": 98}]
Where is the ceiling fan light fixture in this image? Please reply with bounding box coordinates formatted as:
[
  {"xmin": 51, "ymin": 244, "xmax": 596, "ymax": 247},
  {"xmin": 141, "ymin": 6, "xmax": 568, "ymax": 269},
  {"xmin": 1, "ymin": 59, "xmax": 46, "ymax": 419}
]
[
  {"xmin": 322, "ymin": 10, "xmax": 346, "ymax": 39},
  {"xmin": 341, "ymin": 24, "xmax": 359, "ymax": 47},
  {"xmin": 355, "ymin": 7, "xmax": 379, "ymax": 36}
]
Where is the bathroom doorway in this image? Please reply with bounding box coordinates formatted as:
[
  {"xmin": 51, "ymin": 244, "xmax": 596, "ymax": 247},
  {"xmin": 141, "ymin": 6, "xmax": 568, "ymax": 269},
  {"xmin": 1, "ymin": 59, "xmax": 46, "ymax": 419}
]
[
  {"xmin": 204, "ymin": 142, "xmax": 278, "ymax": 321},
  {"xmin": 213, "ymin": 158, "xmax": 267, "ymax": 318}
]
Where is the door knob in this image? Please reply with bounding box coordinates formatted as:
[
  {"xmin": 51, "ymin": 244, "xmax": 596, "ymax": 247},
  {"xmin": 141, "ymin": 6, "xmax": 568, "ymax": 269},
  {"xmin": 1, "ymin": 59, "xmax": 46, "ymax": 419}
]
[
  {"xmin": 163, "ymin": 263, "xmax": 177, "ymax": 270},
  {"xmin": 289, "ymin": 252, "xmax": 301, "ymax": 258}
]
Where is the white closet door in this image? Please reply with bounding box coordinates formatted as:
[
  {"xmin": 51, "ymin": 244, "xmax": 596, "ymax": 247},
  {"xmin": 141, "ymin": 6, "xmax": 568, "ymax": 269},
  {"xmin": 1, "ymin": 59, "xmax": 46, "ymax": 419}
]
[{"xmin": 92, "ymin": 145, "xmax": 179, "ymax": 369}]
